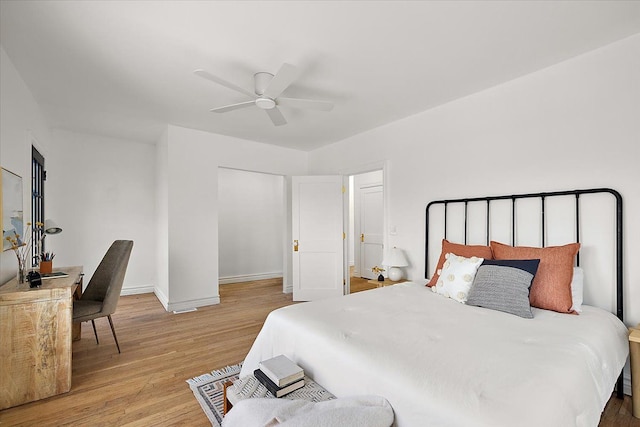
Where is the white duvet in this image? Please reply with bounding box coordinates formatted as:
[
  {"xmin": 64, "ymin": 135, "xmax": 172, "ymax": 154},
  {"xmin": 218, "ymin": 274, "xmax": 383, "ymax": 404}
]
[{"xmin": 240, "ymin": 282, "xmax": 629, "ymax": 427}]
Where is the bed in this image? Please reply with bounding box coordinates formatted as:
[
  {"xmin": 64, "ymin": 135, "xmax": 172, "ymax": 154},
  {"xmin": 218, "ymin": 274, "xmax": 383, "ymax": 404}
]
[{"xmin": 240, "ymin": 188, "xmax": 629, "ymax": 426}]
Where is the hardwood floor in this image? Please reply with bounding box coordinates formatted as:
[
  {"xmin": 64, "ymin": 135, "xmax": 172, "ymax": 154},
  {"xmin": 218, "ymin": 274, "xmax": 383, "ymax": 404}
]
[
  {"xmin": 602, "ymin": 393, "xmax": 639, "ymax": 427},
  {"xmin": 0, "ymin": 278, "xmax": 296, "ymax": 426},
  {"xmin": 349, "ymin": 274, "xmax": 377, "ymax": 293},
  {"xmin": 0, "ymin": 278, "xmax": 637, "ymax": 426}
]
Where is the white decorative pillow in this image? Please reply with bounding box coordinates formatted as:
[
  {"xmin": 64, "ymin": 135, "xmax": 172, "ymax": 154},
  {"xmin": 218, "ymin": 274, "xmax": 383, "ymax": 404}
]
[
  {"xmin": 570, "ymin": 267, "xmax": 584, "ymax": 313},
  {"xmin": 432, "ymin": 253, "xmax": 484, "ymax": 303}
]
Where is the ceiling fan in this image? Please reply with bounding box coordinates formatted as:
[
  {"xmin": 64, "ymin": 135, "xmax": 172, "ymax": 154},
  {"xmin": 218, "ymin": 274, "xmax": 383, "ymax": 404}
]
[{"xmin": 194, "ymin": 63, "xmax": 334, "ymax": 126}]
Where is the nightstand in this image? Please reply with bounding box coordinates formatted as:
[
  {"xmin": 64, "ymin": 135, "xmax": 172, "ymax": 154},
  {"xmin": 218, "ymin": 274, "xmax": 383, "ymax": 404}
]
[
  {"xmin": 367, "ymin": 279, "xmax": 406, "ymax": 288},
  {"xmin": 630, "ymin": 325, "xmax": 640, "ymax": 418}
]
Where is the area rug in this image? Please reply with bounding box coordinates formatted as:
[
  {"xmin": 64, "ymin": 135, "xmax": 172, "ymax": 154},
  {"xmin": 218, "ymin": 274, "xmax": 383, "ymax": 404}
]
[{"xmin": 187, "ymin": 363, "xmax": 242, "ymax": 427}]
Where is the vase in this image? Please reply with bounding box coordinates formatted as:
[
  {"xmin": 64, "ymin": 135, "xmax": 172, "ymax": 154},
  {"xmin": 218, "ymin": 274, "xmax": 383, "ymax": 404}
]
[{"xmin": 17, "ymin": 260, "xmax": 28, "ymax": 284}]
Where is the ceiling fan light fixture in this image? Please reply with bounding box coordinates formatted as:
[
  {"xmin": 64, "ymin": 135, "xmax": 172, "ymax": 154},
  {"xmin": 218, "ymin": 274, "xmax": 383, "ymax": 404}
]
[
  {"xmin": 195, "ymin": 63, "xmax": 334, "ymax": 126},
  {"xmin": 255, "ymin": 97, "xmax": 276, "ymax": 110}
]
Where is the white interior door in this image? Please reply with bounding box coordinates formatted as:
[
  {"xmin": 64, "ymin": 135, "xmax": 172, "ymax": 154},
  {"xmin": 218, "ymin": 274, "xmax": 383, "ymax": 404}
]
[
  {"xmin": 359, "ymin": 185, "xmax": 384, "ymax": 279},
  {"xmin": 292, "ymin": 176, "xmax": 344, "ymax": 301}
]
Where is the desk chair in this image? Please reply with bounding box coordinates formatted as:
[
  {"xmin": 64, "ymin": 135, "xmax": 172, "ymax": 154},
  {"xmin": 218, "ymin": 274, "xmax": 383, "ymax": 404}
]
[{"xmin": 73, "ymin": 240, "xmax": 133, "ymax": 353}]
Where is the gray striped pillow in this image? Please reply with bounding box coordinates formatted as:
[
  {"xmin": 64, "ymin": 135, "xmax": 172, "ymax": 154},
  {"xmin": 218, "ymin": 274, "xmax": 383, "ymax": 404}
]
[{"xmin": 467, "ymin": 259, "xmax": 540, "ymax": 318}]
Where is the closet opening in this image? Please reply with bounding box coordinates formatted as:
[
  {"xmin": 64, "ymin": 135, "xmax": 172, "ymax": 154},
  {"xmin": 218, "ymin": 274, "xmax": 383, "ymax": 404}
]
[{"xmin": 217, "ymin": 167, "xmax": 286, "ymax": 300}]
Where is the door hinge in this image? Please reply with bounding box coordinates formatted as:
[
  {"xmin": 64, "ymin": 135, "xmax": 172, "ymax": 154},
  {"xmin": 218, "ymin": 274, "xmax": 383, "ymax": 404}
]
[
  {"xmin": 43, "ymin": 170, "xmax": 47, "ymax": 181},
  {"xmin": 342, "ymin": 185, "xmax": 346, "ymax": 194},
  {"xmin": 343, "ymin": 232, "xmax": 346, "ymax": 240},
  {"xmin": 361, "ymin": 233, "xmax": 365, "ymax": 242}
]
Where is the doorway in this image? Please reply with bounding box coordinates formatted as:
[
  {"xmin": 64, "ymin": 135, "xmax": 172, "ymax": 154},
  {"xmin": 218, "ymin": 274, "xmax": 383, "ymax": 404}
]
[
  {"xmin": 289, "ymin": 168, "xmax": 385, "ymax": 300},
  {"xmin": 217, "ymin": 168, "xmax": 286, "ymax": 297},
  {"xmin": 349, "ymin": 170, "xmax": 384, "ymax": 293}
]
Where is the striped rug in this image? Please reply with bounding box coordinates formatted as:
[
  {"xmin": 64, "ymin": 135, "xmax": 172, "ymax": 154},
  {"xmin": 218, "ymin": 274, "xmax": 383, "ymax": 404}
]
[{"xmin": 187, "ymin": 363, "xmax": 242, "ymax": 427}]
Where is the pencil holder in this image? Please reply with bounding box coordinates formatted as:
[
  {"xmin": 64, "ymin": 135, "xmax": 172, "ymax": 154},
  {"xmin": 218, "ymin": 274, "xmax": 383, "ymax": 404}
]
[{"xmin": 40, "ymin": 260, "xmax": 53, "ymax": 274}]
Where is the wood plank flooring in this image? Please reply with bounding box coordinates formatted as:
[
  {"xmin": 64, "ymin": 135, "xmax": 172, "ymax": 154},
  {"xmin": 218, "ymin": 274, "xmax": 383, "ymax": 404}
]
[
  {"xmin": 0, "ymin": 278, "xmax": 295, "ymax": 426},
  {"xmin": 0, "ymin": 278, "xmax": 637, "ymax": 426},
  {"xmin": 349, "ymin": 274, "xmax": 377, "ymax": 293}
]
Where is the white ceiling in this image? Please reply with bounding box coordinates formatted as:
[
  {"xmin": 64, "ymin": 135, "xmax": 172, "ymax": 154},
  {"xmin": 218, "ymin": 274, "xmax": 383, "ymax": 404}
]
[{"xmin": 1, "ymin": 1, "xmax": 639, "ymax": 151}]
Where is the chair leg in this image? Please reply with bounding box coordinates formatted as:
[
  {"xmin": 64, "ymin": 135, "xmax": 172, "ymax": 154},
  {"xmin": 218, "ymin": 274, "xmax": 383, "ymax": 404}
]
[
  {"xmin": 107, "ymin": 315, "xmax": 121, "ymax": 354},
  {"xmin": 91, "ymin": 319, "xmax": 99, "ymax": 345}
]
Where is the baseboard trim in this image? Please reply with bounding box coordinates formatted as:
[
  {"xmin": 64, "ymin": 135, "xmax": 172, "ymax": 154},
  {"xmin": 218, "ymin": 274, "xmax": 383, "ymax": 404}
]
[
  {"xmin": 151, "ymin": 287, "xmax": 220, "ymax": 312},
  {"xmin": 154, "ymin": 287, "xmax": 170, "ymax": 310},
  {"xmin": 219, "ymin": 272, "xmax": 283, "ymax": 285},
  {"xmin": 164, "ymin": 296, "xmax": 220, "ymax": 312},
  {"xmin": 121, "ymin": 285, "xmax": 155, "ymax": 296}
]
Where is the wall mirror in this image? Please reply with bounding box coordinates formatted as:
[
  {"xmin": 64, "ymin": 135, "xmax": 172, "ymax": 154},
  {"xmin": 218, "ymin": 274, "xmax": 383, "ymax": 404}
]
[{"xmin": 2, "ymin": 167, "xmax": 24, "ymax": 251}]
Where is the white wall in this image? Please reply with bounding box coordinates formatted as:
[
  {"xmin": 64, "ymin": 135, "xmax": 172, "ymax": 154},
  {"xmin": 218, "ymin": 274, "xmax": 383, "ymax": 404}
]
[
  {"xmin": 309, "ymin": 35, "xmax": 640, "ymax": 327},
  {"xmin": 47, "ymin": 129, "xmax": 157, "ymax": 294},
  {"xmin": 218, "ymin": 168, "xmax": 284, "ymax": 283},
  {"xmin": 0, "ymin": 47, "xmax": 52, "ymax": 284},
  {"xmin": 155, "ymin": 127, "xmax": 169, "ymax": 302},
  {"xmin": 158, "ymin": 125, "xmax": 307, "ymax": 311}
]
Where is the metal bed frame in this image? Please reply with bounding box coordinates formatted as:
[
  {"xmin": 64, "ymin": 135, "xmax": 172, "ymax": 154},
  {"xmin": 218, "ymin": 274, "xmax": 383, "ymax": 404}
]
[{"xmin": 425, "ymin": 188, "xmax": 624, "ymax": 397}]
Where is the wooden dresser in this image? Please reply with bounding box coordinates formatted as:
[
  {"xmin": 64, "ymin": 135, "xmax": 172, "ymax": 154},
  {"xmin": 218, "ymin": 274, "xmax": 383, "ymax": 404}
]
[{"xmin": 0, "ymin": 266, "xmax": 83, "ymax": 409}]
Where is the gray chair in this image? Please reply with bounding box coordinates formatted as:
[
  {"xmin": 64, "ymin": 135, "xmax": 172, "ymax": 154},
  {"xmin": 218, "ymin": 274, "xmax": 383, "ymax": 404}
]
[{"xmin": 73, "ymin": 240, "xmax": 133, "ymax": 353}]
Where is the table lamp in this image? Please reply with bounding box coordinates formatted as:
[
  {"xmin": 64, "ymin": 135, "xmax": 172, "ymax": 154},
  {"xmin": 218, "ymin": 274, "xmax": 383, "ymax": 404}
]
[
  {"xmin": 44, "ymin": 219, "xmax": 63, "ymax": 235},
  {"xmin": 381, "ymin": 247, "xmax": 408, "ymax": 281},
  {"xmin": 34, "ymin": 220, "xmax": 62, "ymax": 267}
]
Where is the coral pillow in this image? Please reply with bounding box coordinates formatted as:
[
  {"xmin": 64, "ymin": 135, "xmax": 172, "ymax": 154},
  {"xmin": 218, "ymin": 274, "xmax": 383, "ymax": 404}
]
[
  {"xmin": 427, "ymin": 239, "xmax": 493, "ymax": 287},
  {"xmin": 490, "ymin": 241, "xmax": 580, "ymax": 314}
]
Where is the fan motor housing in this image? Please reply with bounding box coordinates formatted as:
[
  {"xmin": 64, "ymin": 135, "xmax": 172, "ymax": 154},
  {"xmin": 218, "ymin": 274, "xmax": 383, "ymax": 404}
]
[{"xmin": 254, "ymin": 72, "xmax": 274, "ymax": 96}]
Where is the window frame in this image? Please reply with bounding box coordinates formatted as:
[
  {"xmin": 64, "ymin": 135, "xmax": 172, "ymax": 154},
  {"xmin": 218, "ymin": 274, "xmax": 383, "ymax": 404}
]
[{"xmin": 31, "ymin": 146, "xmax": 45, "ymax": 267}]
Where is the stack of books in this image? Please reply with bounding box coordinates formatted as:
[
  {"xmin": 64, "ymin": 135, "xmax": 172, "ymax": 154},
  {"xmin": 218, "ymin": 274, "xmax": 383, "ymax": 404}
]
[{"xmin": 254, "ymin": 355, "xmax": 304, "ymax": 398}]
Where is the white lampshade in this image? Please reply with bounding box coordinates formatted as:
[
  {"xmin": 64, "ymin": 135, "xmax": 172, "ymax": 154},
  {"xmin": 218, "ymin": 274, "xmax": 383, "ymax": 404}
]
[
  {"xmin": 44, "ymin": 219, "xmax": 63, "ymax": 235},
  {"xmin": 381, "ymin": 247, "xmax": 408, "ymax": 281},
  {"xmin": 381, "ymin": 247, "xmax": 408, "ymax": 268}
]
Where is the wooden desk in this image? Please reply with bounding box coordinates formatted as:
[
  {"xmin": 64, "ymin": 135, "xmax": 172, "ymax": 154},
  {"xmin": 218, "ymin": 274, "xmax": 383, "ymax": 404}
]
[{"xmin": 0, "ymin": 266, "xmax": 83, "ymax": 410}]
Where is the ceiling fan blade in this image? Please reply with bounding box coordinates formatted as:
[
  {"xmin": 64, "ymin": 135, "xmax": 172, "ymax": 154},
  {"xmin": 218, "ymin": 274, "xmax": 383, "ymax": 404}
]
[
  {"xmin": 263, "ymin": 63, "xmax": 300, "ymax": 99},
  {"xmin": 210, "ymin": 100, "xmax": 255, "ymax": 113},
  {"xmin": 265, "ymin": 107, "xmax": 287, "ymax": 126},
  {"xmin": 194, "ymin": 69, "xmax": 256, "ymax": 99},
  {"xmin": 277, "ymin": 97, "xmax": 334, "ymax": 112}
]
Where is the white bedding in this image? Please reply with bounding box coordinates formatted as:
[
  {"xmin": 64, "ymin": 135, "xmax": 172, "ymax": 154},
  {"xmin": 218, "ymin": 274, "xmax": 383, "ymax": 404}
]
[{"xmin": 240, "ymin": 282, "xmax": 629, "ymax": 427}]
